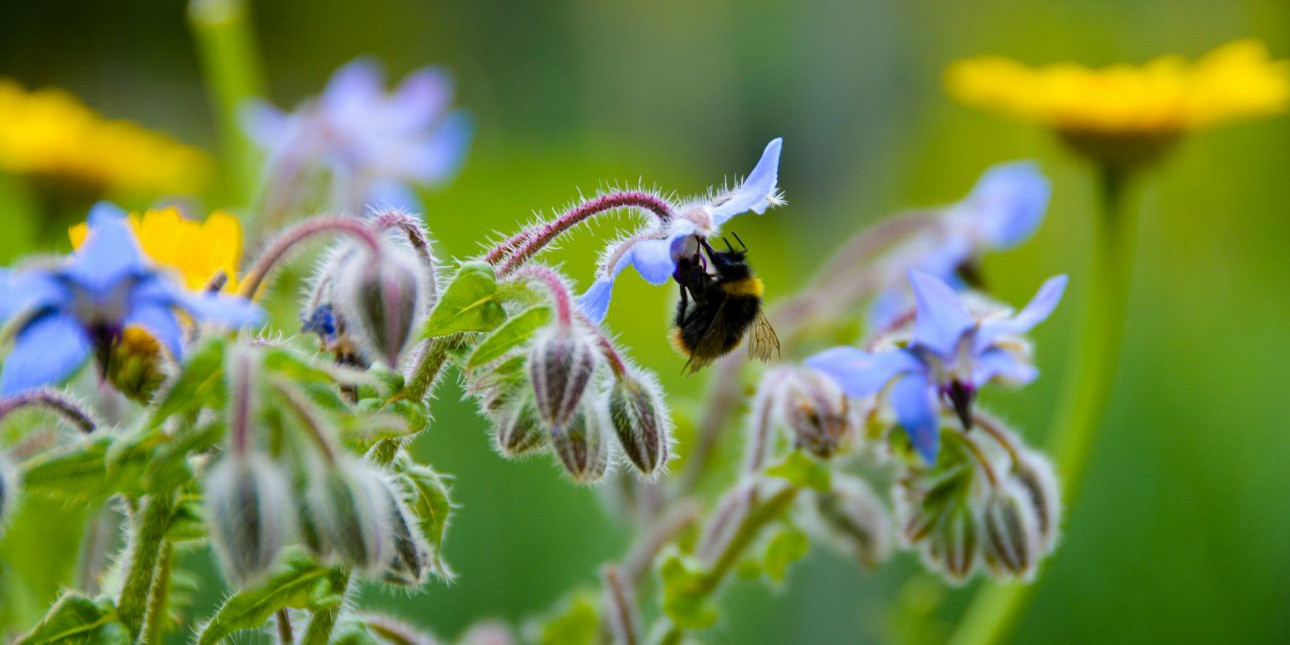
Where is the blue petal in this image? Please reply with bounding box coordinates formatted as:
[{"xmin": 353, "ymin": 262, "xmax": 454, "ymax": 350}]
[
  {"xmin": 126, "ymin": 303, "xmax": 184, "ymax": 359},
  {"xmin": 966, "ymin": 161, "xmax": 1050, "ymax": 249},
  {"xmin": 177, "ymin": 293, "xmax": 264, "ymax": 328},
  {"xmin": 630, "ymin": 236, "xmax": 678, "ymax": 285},
  {"xmin": 709, "ymin": 138, "xmax": 783, "ymax": 225},
  {"xmin": 0, "ymin": 313, "xmax": 91, "ymax": 394},
  {"xmin": 404, "ymin": 111, "xmax": 472, "ymax": 183},
  {"xmin": 909, "ymin": 269, "xmax": 974, "ymax": 357},
  {"xmin": 239, "ymin": 99, "xmax": 290, "ymax": 148},
  {"xmin": 65, "ymin": 203, "xmax": 146, "ymax": 295},
  {"xmin": 366, "ymin": 179, "xmax": 423, "ymax": 214},
  {"xmin": 577, "ymin": 278, "xmax": 615, "ymax": 324},
  {"xmin": 390, "ymin": 67, "xmax": 453, "ymax": 130},
  {"xmin": 805, "ymin": 347, "xmax": 922, "ymax": 398},
  {"xmin": 890, "ymin": 372, "xmax": 940, "ymax": 464},
  {"xmin": 0, "ymin": 270, "xmax": 67, "ymax": 322},
  {"xmin": 977, "ymin": 274, "xmax": 1068, "ymax": 349},
  {"xmin": 323, "ymin": 57, "xmax": 384, "ymax": 119},
  {"xmin": 972, "ymin": 347, "xmax": 1038, "ymax": 386}
]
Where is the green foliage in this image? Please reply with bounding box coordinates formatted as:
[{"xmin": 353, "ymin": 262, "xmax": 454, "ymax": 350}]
[
  {"xmin": 764, "ymin": 451, "xmax": 832, "ymax": 492},
  {"xmin": 466, "ymin": 305, "xmax": 551, "ymax": 369},
  {"xmin": 149, "ymin": 337, "xmax": 228, "ymax": 427},
  {"xmin": 195, "ymin": 550, "xmax": 345, "ymax": 645},
  {"xmin": 394, "ymin": 454, "xmax": 456, "ymax": 580},
  {"xmin": 14, "ymin": 593, "xmax": 130, "ymax": 645},
  {"xmin": 534, "ymin": 590, "xmax": 600, "ymax": 645},
  {"xmin": 760, "ymin": 524, "xmax": 810, "ymax": 583},
  {"xmin": 422, "ymin": 262, "xmax": 508, "ymax": 337},
  {"xmin": 658, "ymin": 550, "xmax": 718, "ymax": 630}
]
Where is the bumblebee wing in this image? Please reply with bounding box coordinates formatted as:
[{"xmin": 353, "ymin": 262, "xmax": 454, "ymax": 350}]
[
  {"xmin": 746, "ymin": 308, "xmax": 781, "ymax": 363},
  {"xmin": 682, "ymin": 302, "xmax": 732, "ymax": 375}
]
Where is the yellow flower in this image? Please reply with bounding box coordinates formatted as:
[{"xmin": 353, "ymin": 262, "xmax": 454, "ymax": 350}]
[
  {"xmin": 946, "ymin": 40, "xmax": 1290, "ymax": 167},
  {"xmin": 0, "ymin": 78, "xmax": 212, "ymax": 196},
  {"xmin": 70, "ymin": 207, "xmax": 244, "ymax": 292}
]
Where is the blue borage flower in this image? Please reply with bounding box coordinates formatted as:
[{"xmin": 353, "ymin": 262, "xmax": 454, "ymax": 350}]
[
  {"xmin": 244, "ymin": 58, "xmax": 472, "ymax": 212},
  {"xmin": 0, "ymin": 203, "xmax": 262, "ymax": 394},
  {"xmin": 807, "ymin": 270, "xmax": 1066, "ymax": 463},
  {"xmin": 578, "ymin": 138, "xmax": 784, "ymax": 322},
  {"xmin": 868, "ymin": 161, "xmax": 1050, "ymax": 330}
]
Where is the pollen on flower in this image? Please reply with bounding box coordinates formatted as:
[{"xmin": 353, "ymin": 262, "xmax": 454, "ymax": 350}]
[{"xmin": 0, "ymin": 79, "xmax": 212, "ymax": 196}]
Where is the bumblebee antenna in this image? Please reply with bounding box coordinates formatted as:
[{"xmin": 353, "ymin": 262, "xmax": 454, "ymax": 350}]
[
  {"xmin": 722, "ymin": 237, "xmax": 735, "ymax": 252},
  {"xmin": 731, "ymin": 231, "xmax": 747, "ymax": 252}
]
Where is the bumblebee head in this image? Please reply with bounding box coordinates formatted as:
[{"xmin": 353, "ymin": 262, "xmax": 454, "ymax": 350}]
[{"xmin": 700, "ymin": 235, "xmax": 753, "ymax": 280}]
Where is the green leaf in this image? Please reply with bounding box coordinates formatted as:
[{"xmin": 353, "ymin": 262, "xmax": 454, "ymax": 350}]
[
  {"xmin": 16, "ymin": 593, "xmax": 130, "ymax": 645},
  {"xmin": 765, "ymin": 451, "xmax": 832, "ymax": 492},
  {"xmin": 658, "ymin": 550, "xmax": 719, "ymax": 630},
  {"xmin": 535, "ymin": 590, "xmax": 600, "ymax": 645},
  {"xmin": 166, "ymin": 496, "xmax": 207, "ymax": 543},
  {"xmin": 150, "ymin": 337, "xmax": 227, "ymax": 427},
  {"xmin": 21, "ymin": 435, "xmax": 147, "ymax": 503},
  {"xmin": 394, "ymin": 455, "xmax": 456, "ymax": 581},
  {"xmin": 761, "ymin": 525, "xmax": 810, "ymax": 582},
  {"xmin": 194, "ymin": 550, "xmax": 339, "ymax": 645},
  {"xmin": 466, "ymin": 305, "xmax": 551, "ymax": 369},
  {"xmin": 422, "ymin": 262, "xmax": 507, "ymax": 337}
]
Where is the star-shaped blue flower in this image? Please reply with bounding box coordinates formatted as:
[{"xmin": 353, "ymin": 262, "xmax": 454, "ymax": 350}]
[
  {"xmin": 807, "ymin": 270, "xmax": 1067, "ymax": 463},
  {"xmin": 868, "ymin": 161, "xmax": 1050, "ymax": 331},
  {"xmin": 244, "ymin": 58, "xmax": 472, "ymax": 213},
  {"xmin": 0, "ymin": 203, "xmax": 262, "ymax": 394},
  {"xmin": 578, "ymin": 138, "xmax": 784, "ymax": 323}
]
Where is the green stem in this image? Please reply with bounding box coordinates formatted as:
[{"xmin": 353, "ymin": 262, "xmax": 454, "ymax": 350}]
[
  {"xmin": 187, "ymin": 0, "xmax": 267, "ymax": 208},
  {"xmin": 118, "ymin": 493, "xmax": 175, "ymax": 639},
  {"xmin": 400, "ymin": 336, "xmax": 458, "ymax": 402},
  {"xmin": 301, "ymin": 569, "xmax": 353, "ymax": 645},
  {"xmin": 143, "ymin": 541, "xmax": 175, "ymax": 645},
  {"xmin": 948, "ymin": 164, "xmax": 1139, "ymax": 645}
]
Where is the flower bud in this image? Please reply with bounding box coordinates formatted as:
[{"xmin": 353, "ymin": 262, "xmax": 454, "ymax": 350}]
[
  {"xmin": 1012, "ymin": 448, "xmax": 1061, "ymax": 552},
  {"xmin": 334, "ymin": 240, "xmax": 429, "ymax": 368},
  {"xmin": 776, "ymin": 368, "xmax": 852, "ymax": 459},
  {"xmin": 380, "ymin": 479, "xmax": 433, "ymax": 586},
  {"xmin": 805, "ymin": 475, "xmax": 893, "ymax": 568},
  {"xmin": 0, "ymin": 451, "xmax": 17, "ymax": 535},
  {"xmin": 308, "ymin": 456, "xmax": 395, "ymax": 573},
  {"xmin": 204, "ymin": 452, "xmax": 295, "ymax": 585},
  {"xmin": 980, "ymin": 481, "xmax": 1041, "ymax": 580},
  {"xmin": 107, "ymin": 326, "xmax": 171, "ymax": 403},
  {"xmin": 922, "ymin": 502, "xmax": 978, "ymax": 584},
  {"xmin": 606, "ymin": 371, "xmax": 672, "ymax": 477},
  {"xmin": 494, "ymin": 398, "xmax": 548, "ymax": 458},
  {"xmin": 527, "ymin": 327, "xmax": 597, "ymax": 429},
  {"xmin": 550, "ymin": 406, "xmax": 610, "ymax": 484}
]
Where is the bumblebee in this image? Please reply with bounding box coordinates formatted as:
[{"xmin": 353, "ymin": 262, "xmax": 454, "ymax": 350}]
[{"xmin": 671, "ymin": 234, "xmax": 780, "ymax": 373}]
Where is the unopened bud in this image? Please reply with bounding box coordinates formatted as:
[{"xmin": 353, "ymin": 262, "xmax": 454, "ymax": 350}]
[
  {"xmin": 380, "ymin": 479, "xmax": 433, "ymax": 586},
  {"xmin": 550, "ymin": 406, "xmax": 610, "ymax": 484},
  {"xmin": 308, "ymin": 456, "xmax": 395, "ymax": 573},
  {"xmin": 1011, "ymin": 448, "xmax": 1061, "ymax": 552},
  {"xmin": 527, "ymin": 327, "xmax": 597, "ymax": 429},
  {"xmin": 0, "ymin": 451, "xmax": 16, "ymax": 535},
  {"xmin": 335, "ymin": 240, "xmax": 429, "ymax": 368},
  {"xmin": 360, "ymin": 614, "xmax": 442, "ymax": 645},
  {"xmin": 807, "ymin": 475, "xmax": 893, "ymax": 568},
  {"xmin": 981, "ymin": 481, "xmax": 1041, "ymax": 580},
  {"xmin": 107, "ymin": 326, "xmax": 171, "ymax": 403},
  {"xmin": 606, "ymin": 371, "xmax": 672, "ymax": 476},
  {"xmin": 922, "ymin": 502, "xmax": 978, "ymax": 584},
  {"xmin": 204, "ymin": 452, "xmax": 295, "ymax": 585},
  {"xmin": 494, "ymin": 398, "xmax": 548, "ymax": 458},
  {"xmin": 776, "ymin": 368, "xmax": 852, "ymax": 459}
]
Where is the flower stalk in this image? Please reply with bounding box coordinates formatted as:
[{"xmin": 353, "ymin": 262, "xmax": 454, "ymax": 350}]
[
  {"xmin": 494, "ymin": 191, "xmax": 674, "ymax": 275},
  {"xmin": 239, "ymin": 216, "xmax": 383, "ymax": 299},
  {"xmin": 117, "ymin": 492, "xmax": 176, "ymax": 639}
]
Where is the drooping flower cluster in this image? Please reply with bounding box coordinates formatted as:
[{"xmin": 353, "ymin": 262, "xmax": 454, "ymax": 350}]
[
  {"xmin": 0, "ymin": 78, "xmax": 211, "ymax": 196},
  {"xmin": 245, "ymin": 58, "xmax": 472, "ymax": 216}
]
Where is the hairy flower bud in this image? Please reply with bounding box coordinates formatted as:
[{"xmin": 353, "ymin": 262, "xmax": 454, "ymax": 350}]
[
  {"xmin": 981, "ymin": 481, "xmax": 1042, "ymax": 580},
  {"xmin": 527, "ymin": 327, "xmax": 597, "ymax": 429},
  {"xmin": 805, "ymin": 475, "xmax": 893, "ymax": 568},
  {"xmin": 107, "ymin": 326, "xmax": 171, "ymax": 403},
  {"xmin": 335, "ymin": 241, "xmax": 429, "ymax": 368},
  {"xmin": 922, "ymin": 502, "xmax": 978, "ymax": 584},
  {"xmin": 494, "ymin": 398, "xmax": 548, "ymax": 458},
  {"xmin": 550, "ymin": 406, "xmax": 610, "ymax": 484},
  {"xmin": 776, "ymin": 368, "xmax": 852, "ymax": 459},
  {"xmin": 380, "ymin": 479, "xmax": 433, "ymax": 586},
  {"xmin": 606, "ymin": 371, "xmax": 672, "ymax": 477},
  {"xmin": 204, "ymin": 452, "xmax": 295, "ymax": 585},
  {"xmin": 1012, "ymin": 448, "xmax": 1061, "ymax": 552},
  {"xmin": 308, "ymin": 456, "xmax": 396, "ymax": 573}
]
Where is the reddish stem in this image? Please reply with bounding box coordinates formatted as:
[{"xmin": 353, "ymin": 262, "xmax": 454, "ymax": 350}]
[
  {"xmin": 514, "ymin": 265, "xmax": 575, "ymax": 329},
  {"xmin": 497, "ymin": 191, "xmax": 674, "ymax": 275},
  {"xmin": 0, "ymin": 389, "xmax": 96, "ymax": 434},
  {"xmin": 239, "ymin": 216, "xmax": 383, "ymax": 299}
]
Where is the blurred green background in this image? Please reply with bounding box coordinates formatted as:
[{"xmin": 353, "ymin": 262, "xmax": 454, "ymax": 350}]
[{"xmin": 2, "ymin": 0, "xmax": 1289, "ymax": 642}]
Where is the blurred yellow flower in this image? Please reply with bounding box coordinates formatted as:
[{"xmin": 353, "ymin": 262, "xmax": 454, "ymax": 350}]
[
  {"xmin": 946, "ymin": 40, "xmax": 1290, "ymax": 166},
  {"xmin": 0, "ymin": 78, "xmax": 212, "ymax": 196},
  {"xmin": 70, "ymin": 207, "xmax": 243, "ymax": 291}
]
